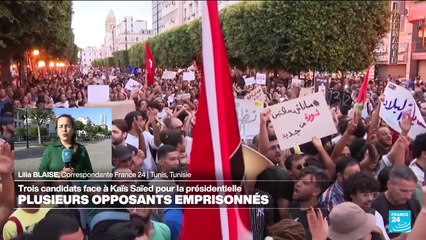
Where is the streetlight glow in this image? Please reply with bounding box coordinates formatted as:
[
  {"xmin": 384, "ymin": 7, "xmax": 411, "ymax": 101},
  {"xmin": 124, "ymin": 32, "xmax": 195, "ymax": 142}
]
[
  {"xmin": 49, "ymin": 62, "xmax": 55, "ymax": 67},
  {"xmin": 38, "ymin": 61, "xmax": 46, "ymax": 68},
  {"xmin": 32, "ymin": 49, "xmax": 40, "ymax": 56}
]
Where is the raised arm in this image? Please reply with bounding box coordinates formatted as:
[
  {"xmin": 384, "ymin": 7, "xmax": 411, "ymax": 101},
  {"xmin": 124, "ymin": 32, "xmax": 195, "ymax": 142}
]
[
  {"xmin": 386, "ymin": 111, "xmax": 412, "ymax": 166},
  {"xmin": 331, "ymin": 110, "xmax": 360, "ymax": 163},
  {"xmin": 258, "ymin": 108, "xmax": 271, "ymax": 156},
  {"xmin": 360, "ymin": 129, "xmax": 380, "ymax": 172},
  {"xmin": 312, "ymin": 137, "xmax": 335, "ymax": 179},
  {"xmin": 369, "ymin": 95, "xmax": 384, "ymax": 130}
]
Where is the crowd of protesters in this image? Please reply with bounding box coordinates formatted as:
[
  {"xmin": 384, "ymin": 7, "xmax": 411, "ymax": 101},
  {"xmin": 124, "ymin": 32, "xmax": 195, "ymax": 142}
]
[{"xmin": 0, "ymin": 65, "xmax": 426, "ymax": 240}]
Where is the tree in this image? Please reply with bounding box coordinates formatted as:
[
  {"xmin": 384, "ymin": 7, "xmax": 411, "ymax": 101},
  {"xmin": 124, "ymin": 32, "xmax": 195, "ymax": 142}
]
[
  {"xmin": 0, "ymin": 1, "xmax": 76, "ymax": 83},
  {"xmin": 74, "ymin": 120, "xmax": 84, "ymax": 131},
  {"xmin": 97, "ymin": 1, "xmax": 391, "ymax": 72},
  {"xmin": 29, "ymin": 126, "xmax": 47, "ymax": 139},
  {"xmin": 28, "ymin": 109, "xmax": 55, "ymax": 145},
  {"xmin": 15, "ymin": 127, "xmax": 24, "ymax": 141}
]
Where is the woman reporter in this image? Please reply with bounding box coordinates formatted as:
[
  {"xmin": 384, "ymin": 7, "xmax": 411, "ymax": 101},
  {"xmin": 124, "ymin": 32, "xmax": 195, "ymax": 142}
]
[{"xmin": 39, "ymin": 114, "xmax": 93, "ymax": 179}]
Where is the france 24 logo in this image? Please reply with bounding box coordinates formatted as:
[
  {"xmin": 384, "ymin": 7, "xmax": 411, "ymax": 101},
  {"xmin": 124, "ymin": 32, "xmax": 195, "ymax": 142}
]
[{"xmin": 388, "ymin": 210, "xmax": 411, "ymax": 233}]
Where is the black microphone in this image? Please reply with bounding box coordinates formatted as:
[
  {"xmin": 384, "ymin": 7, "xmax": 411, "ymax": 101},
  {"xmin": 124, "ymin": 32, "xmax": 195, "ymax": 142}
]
[{"xmin": 62, "ymin": 148, "xmax": 72, "ymax": 168}]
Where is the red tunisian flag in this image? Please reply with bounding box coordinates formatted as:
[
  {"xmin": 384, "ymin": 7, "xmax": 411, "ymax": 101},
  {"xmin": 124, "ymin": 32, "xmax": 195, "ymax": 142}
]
[
  {"xmin": 354, "ymin": 67, "xmax": 370, "ymax": 111},
  {"xmin": 180, "ymin": 1, "xmax": 251, "ymax": 240},
  {"xmin": 145, "ymin": 42, "xmax": 155, "ymax": 86}
]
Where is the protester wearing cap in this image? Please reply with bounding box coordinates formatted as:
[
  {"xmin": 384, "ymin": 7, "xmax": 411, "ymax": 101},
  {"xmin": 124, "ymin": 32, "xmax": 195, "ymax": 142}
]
[
  {"xmin": 112, "ymin": 145, "xmax": 133, "ymax": 168},
  {"xmin": 112, "ymin": 119, "xmax": 144, "ymax": 173},
  {"xmin": 328, "ymin": 202, "xmax": 378, "ymax": 240}
]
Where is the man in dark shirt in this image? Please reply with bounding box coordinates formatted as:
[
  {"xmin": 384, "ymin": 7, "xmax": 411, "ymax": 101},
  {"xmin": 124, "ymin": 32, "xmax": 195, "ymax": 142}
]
[
  {"xmin": 372, "ymin": 166, "xmax": 421, "ymax": 239},
  {"xmin": 289, "ymin": 166, "xmax": 329, "ymax": 240},
  {"xmin": 255, "ymin": 167, "xmax": 294, "ymax": 223}
]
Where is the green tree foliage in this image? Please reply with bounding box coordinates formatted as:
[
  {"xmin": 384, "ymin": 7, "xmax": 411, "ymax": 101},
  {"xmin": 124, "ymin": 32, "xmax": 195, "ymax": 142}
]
[
  {"xmin": 29, "ymin": 126, "xmax": 47, "ymax": 138},
  {"xmin": 28, "ymin": 108, "xmax": 55, "ymax": 145},
  {"xmin": 100, "ymin": 1, "xmax": 391, "ymax": 72},
  {"xmin": 0, "ymin": 1, "xmax": 76, "ymax": 83},
  {"xmin": 74, "ymin": 120, "xmax": 85, "ymax": 131},
  {"xmin": 15, "ymin": 127, "xmax": 25, "ymax": 139}
]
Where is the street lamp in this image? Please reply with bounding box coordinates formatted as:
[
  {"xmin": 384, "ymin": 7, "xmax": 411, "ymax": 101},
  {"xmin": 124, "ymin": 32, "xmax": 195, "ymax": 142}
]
[{"xmin": 20, "ymin": 109, "xmax": 29, "ymax": 149}]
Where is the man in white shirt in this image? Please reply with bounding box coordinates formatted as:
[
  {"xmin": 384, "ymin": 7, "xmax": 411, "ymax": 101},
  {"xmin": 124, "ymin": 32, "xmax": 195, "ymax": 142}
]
[
  {"xmin": 410, "ymin": 133, "xmax": 426, "ymax": 187},
  {"xmin": 124, "ymin": 110, "xmax": 161, "ymax": 175}
]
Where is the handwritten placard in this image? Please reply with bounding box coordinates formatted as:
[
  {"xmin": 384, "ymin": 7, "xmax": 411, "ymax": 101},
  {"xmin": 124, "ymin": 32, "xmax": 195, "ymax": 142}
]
[
  {"xmin": 183, "ymin": 71, "xmax": 195, "ymax": 81},
  {"xmin": 162, "ymin": 71, "xmax": 177, "ymax": 80},
  {"xmin": 328, "ymin": 89, "xmax": 352, "ymax": 110},
  {"xmin": 88, "ymin": 85, "xmax": 109, "ymax": 103},
  {"xmin": 300, "ymin": 87, "xmax": 314, "ymax": 97},
  {"xmin": 244, "ymin": 76, "xmax": 256, "ymax": 86},
  {"xmin": 244, "ymin": 86, "xmax": 266, "ymax": 102},
  {"xmin": 255, "ymin": 73, "xmax": 267, "ymax": 85},
  {"xmin": 125, "ymin": 79, "xmax": 142, "ymax": 91},
  {"xmin": 380, "ymin": 82, "xmax": 426, "ymax": 139},
  {"xmin": 235, "ymin": 99, "xmax": 263, "ymax": 140},
  {"xmin": 269, "ymin": 92, "xmax": 337, "ymax": 150}
]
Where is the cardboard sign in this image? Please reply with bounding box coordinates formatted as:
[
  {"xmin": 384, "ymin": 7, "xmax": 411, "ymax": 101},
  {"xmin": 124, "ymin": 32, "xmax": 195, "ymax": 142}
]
[
  {"xmin": 85, "ymin": 100, "xmax": 133, "ymax": 120},
  {"xmin": 125, "ymin": 79, "xmax": 142, "ymax": 90},
  {"xmin": 328, "ymin": 89, "xmax": 353, "ymax": 110},
  {"xmin": 183, "ymin": 71, "xmax": 195, "ymax": 81},
  {"xmin": 244, "ymin": 76, "xmax": 256, "ymax": 86},
  {"xmin": 162, "ymin": 71, "xmax": 177, "ymax": 80},
  {"xmin": 380, "ymin": 82, "xmax": 426, "ymax": 139},
  {"xmin": 255, "ymin": 73, "xmax": 267, "ymax": 85},
  {"xmin": 244, "ymin": 86, "xmax": 266, "ymax": 102},
  {"xmin": 269, "ymin": 92, "xmax": 337, "ymax": 150},
  {"xmin": 314, "ymin": 77, "xmax": 330, "ymax": 101},
  {"xmin": 300, "ymin": 87, "xmax": 314, "ymax": 97},
  {"xmin": 235, "ymin": 99, "xmax": 263, "ymax": 140},
  {"xmin": 88, "ymin": 85, "xmax": 109, "ymax": 103}
]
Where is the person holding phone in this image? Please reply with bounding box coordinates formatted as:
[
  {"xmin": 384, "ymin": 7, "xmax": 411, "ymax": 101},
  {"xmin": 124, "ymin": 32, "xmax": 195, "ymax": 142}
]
[{"xmin": 39, "ymin": 114, "xmax": 93, "ymax": 179}]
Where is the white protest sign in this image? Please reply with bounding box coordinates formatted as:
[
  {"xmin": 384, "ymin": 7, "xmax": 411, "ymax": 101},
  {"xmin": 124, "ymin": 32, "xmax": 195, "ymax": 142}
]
[
  {"xmin": 244, "ymin": 76, "xmax": 256, "ymax": 86},
  {"xmin": 125, "ymin": 79, "xmax": 142, "ymax": 91},
  {"xmin": 300, "ymin": 87, "xmax": 314, "ymax": 97},
  {"xmin": 380, "ymin": 82, "xmax": 426, "ymax": 139},
  {"xmin": 255, "ymin": 73, "xmax": 267, "ymax": 85},
  {"xmin": 235, "ymin": 99, "xmax": 263, "ymax": 140},
  {"xmin": 181, "ymin": 93, "xmax": 191, "ymax": 100},
  {"xmin": 183, "ymin": 71, "xmax": 195, "ymax": 81},
  {"xmin": 88, "ymin": 85, "xmax": 109, "ymax": 103},
  {"xmin": 244, "ymin": 86, "xmax": 266, "ymax": 102},
  {"xmin": 269, "ymin": 92, "xmax": 337, "ymax": 150},
  {"xmin": 162, "ymin": 71, "xmax": 177, "ymax": 79},
  {"xmin": 291, "ymin": 76, "xmax": 304, "ymax": 87}
]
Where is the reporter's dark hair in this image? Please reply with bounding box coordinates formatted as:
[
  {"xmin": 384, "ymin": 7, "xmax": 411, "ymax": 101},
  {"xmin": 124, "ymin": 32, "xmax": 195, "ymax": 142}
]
[{"xmin": 56, "ymin": 114, "xmax": 80, "ymax": 167}]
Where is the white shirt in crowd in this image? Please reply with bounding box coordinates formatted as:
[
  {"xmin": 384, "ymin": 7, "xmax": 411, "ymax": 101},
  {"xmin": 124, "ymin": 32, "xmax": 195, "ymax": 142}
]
[
  {"xmin": 409, "ymin": 159, "xmax": 424, "ymax": 187},
  {"xmin": 375, "ymin": 211, "xmax": 390, "ymax": 240},
  {"xmin": 125, "ymin": 131, "xmax": 160, "ymax": 174},
  {"xmin": 54, "ymin": 101, "xmax": 69, "ymax": 108}
]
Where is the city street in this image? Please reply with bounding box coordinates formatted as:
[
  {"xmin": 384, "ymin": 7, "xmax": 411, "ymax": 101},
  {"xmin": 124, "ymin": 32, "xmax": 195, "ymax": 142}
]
[{"xmin": 14, "ymin": 139, "xmax": 112, "ymax": 176}]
